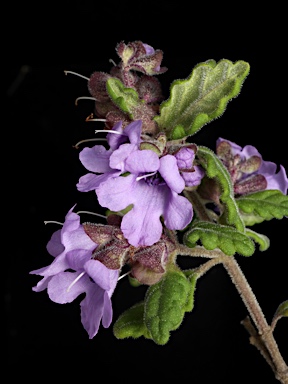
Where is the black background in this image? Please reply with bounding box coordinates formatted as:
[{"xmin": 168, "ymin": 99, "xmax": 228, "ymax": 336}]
[{"xmin": 4, "ymin": 2, "xmax": 287, "ymax": 382}]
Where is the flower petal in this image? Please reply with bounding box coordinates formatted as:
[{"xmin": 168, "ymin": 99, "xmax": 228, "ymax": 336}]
[
  {"xmin": 175, "ymin": 147, "xmax": 195, "ymax": 169},
  {"xmin": 84, "ymin": 259, "xmax": 118, "ymax": 291},
  {"xmin": 29, "ymin": 252, "xmax": 69, "ymax": 277},
  {"xmin": 259, "ymin": 160, "xmax": 277, "ymax": 176},
  {"xmin": 48, "ymin": 271, "xmax": 91, "ymax": 303},
  {"xmin": 77, "ymin": 171, "xmax": 120, "ymax": 192},
  {"xmin": 61, "ymin": 207, "xmax": 81, "ymax": 233},
  {"xmin": 125, "ymin": 149, "xmax": 160, "ymax": 173},
  {"xmin": 106, "ymin": 121, "xmax": 126, "ymax": 150},
  {"xmin": 46, "ymin": 229, "xmax": 64, "ymax": 257},
  {"xmin": 97, "ymin": 174, "xmax": 136, "ymax": 212},
  {"xmin": 80, "ymin": 284, "xmax": 105, "ymax": 339},
  {"xmin": 79, "ymin": 145, "xmax": 112, "ymax": 173},
  {"xmin": 109, "ymin": 143, "xmax": 137, "ymax": 172},
  {"xmin": 163, "ymin": 190, "xmax": 193, "ymax": 230},
  {"xmin": 62, "ymin": 220, "xmax": 98, "ymax": 254},
  {"xmin": 66, "ymin": 249, "xmax": 93, "ymax": 270},
  {"xmin": 122, "ymin": 120, "xmax": 142, "ymax": 145},
  {"xmin": 181, "ymin": 165, "xmax": 205, "ymax": 187},
  {"xmin": 31, "ymin": 275, "xmax": 53, "ymax": 292},
  {"xmin": 159, "ymin": 155, "xmax": 185, "ymax": 193},
  {"xmin": 102, "ymin": 291, "xmax": 113, "ymax": 328},
  {"xmin": 240, "ymin": 144, "xmax": 262, "ymax": 159},
  {"xmin": 266, "ymin": 165, "xmax": 288, "ymax": 194},
  {"xmin": 120, "ymin": 183, "xmax": 165, "ymax": 246}
]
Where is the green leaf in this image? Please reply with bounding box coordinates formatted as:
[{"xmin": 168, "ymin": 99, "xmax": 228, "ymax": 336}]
[
  {"xmin": 236, "ymin": 211, "xmax": 266, "ymax": 226},
  {"xmin": 196, "ymin": 146, "xmax": 245, "ymax": 232},
  {"xmin": 113, "ymin": 301, "xmax": 152, "ymax": 340},
  {"xmin": 144, "ymin": 269, "xmax": 197, "ymax": 345},
  {"xmin": 184, "ymin": 221, "xmax": 255, "ymax": 256},
  {"xmin": 245, "ymin": 228, "xmax": 270, "ymax": 251},
  {"xmin": 183, "ymin": 272, "xmax": 197, "ymax": 312},
  {"xmin": 106, "ymin": 77, "xmax": 143, "ymax": 118},
  {"xmin": 274, "ymin": 300, "xmax": 288, "ymax": 319},
  {"xmin": 236, "ymin": 190, "xmax": 288, "ymax": 224},
  {"xmin": 154, "ymin": 59, "xmax": 250, "ymax": 140},
  {"xmin": 272, "ymin": 300, "xmax": 288, "ymax": 330}
]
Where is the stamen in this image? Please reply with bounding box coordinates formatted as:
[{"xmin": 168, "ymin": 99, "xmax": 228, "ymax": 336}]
[
  {"xmin": 95, "ymin": 129, "xmax": 123, "ymax": 135},
  {"xmin": 136, "ymin": 171, "xmax": 157, "ymax": 181},
  {"xmin": 75, "ymin": 96, "xmax": 97, "ymax": 106},
  {"xmin": 87, "ymin": 119, "xmax": 108, "ymax": 122},
  {"xmin": 64, "ymin": 70, "xmax": 89, "ymax": 81},
  {"xmin": 76, "ymin": 210, "xmax": 107, "ymax": 219},
  {"xmin": 109, "ymin": 59, "xmax": 117, "ymax": 66},
  {"xmin": 44, "ymin": 220, "xmax": 63, "ymax": 225},
  {"xmin": 85, "ymin": 113, "xmax": 107, "ymax": 122},
  {"xmin": 118, "ymin": 270, "xmax": 131, "ymax": 281},
  {"xmin": 67, "ymin": 272, "xmax": 85, "ymax": 292},
  {"xmin": 73, "ymin": 138, "xmax": 107, "ymax": 149}
]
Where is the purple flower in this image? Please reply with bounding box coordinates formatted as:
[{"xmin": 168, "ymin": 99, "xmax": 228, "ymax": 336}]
[
  {"xmin": 216, "ymin": 138, "xmax": 288, "ymax": 195},
  {"xmin": 174, "ymin": 146, "xmax": 205, "ymax": 187},
  {"xmin": 77, "ymin": 121, "xmax": 141, "ymax": 192},
  {"xmin": 77, "ymin": 121, "xmax": 204, "ymax": 247},
  {"xmin": 30, "ymin": 206, "xmax": 119, "ymax": 339}
]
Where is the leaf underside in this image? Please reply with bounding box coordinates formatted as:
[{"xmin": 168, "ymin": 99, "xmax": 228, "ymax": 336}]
[{"xmin": 236, "ymin": 190, "xmax": 288, "ymax": 224}]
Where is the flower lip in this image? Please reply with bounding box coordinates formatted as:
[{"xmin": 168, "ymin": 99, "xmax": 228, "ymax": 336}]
[{"xmin": 78, "ymin": 120, "xmax": 205, "ymax": 246}]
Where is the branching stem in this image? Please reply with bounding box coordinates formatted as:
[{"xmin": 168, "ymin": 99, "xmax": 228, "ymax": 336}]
[
  {"xmin": 181, "ymin": 190, "xmax": 288, "ymax": 383},
  {"xmin": 179, "ymin": 243, "xmax": 288, "ymax": 383},
  {"xmin": 222, "ymin": 256, "xmax": 288, "ymax": 383}
]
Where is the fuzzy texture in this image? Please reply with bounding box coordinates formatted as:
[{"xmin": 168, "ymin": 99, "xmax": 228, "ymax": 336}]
[{"xmin": 217, "ymin": 137, "xmax": 288, "ymax": 195}]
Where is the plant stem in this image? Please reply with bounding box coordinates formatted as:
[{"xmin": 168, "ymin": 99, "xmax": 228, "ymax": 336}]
[
  {"xmin": 183, "ymin": 190, "xmax": 211, "ymax": 222},
  {"xmin": 222, "ymin": 256, "xmax": 288, "ymax": 383},
  {"xmin": 182, "ymin": 190, "xmax": 288, "ymax": 382}
]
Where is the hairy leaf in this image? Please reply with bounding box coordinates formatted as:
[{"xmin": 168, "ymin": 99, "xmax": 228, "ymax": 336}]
[
  {"xmin": 196, "ymin": 146, "xmax": 245, "ymax": 232},
  {"xmin": 154, "ymin": 59, "xmax": 250, "ymax": 140},
  {"xmin": 144, "ymin": 269, "xmax": 196, "ymax": 345},
  {"xmin": 236, "ymin": 190, "xmax": 288, "ymax": 224},
  {"xmin": 184, "ymin": 221, "xmax": 255, "ymax": 256},
  {"xmin": 113, "ymin": 302, "xmax": 152, "ymax": 340},
  {"xmin": 272, "ymin": 300, "xmax": 288, "ymax": 330},
  {"xmin": 106, "ymin": 77, "xmax": 143, "ymax": 118},
  {"xmin": 245, "ymin": 228, "xmax": 270, "ymax": 251}
]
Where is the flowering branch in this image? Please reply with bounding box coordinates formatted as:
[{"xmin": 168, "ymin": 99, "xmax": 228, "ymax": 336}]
[{"xmin": 30, "ymin": 40, "xmax": 288, "ymax": 383}]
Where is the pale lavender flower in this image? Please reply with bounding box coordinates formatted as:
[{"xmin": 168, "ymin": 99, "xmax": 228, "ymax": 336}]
[
  {"xmin": 77, "ymin": 120, "xmax": 141, "ymax": 192},
  {"xmin": 174, "ymin": 146, "xmax": 205, "ymax": 187},
  {"xmin": 216, "ymin": 137, "xmax": 288, "ymax": 195},
  {"xmin": 77, "ymin": 121, "xmax": 204, "ymax": 247},
  {"xmin": 30, "ymin": 206, "xmax": 119, "ymax": 339}
]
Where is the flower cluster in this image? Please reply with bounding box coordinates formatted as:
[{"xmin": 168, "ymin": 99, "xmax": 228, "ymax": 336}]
[
  {"xmin": 30, "ymin": 40, "xmax": 288, "ymax": 342},
  {"xmin": 77, "ymin": 119, "xmax": 204, "ymax": 246},
  {"xmin": 216, "ymin": 138, "xmax": 288, "ymax": 195}
]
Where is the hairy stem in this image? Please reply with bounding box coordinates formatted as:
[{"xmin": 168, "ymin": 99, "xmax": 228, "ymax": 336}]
[
  {"xmin": 222, "ymin": 256, "xmax": 288, "ymax": 383},
  {"xmin": 182, "ymin": 187, "xmax": 287, "ymax": 382},
  {"xmin": 177, "ymin": 244, "xmax": 224, "ymax": 258},
  {"xmin": 183, "ymin": 190, "xmax": 211, "ymax": 221},
  {"xmin": 195, "ymin": 257, "xmax": 225, "ymax": 278}
]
